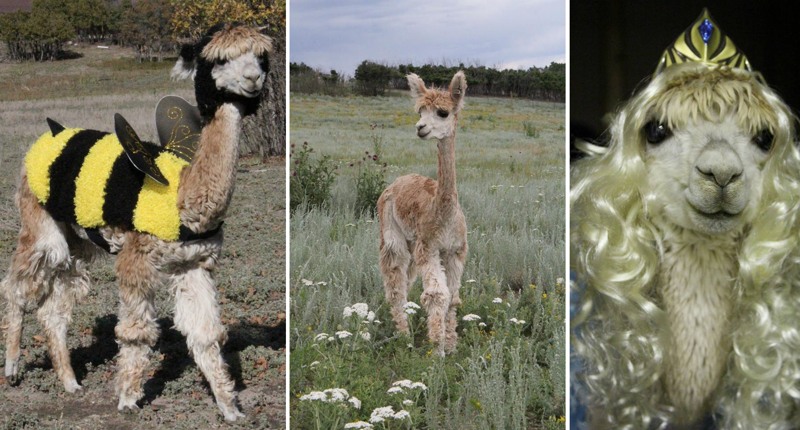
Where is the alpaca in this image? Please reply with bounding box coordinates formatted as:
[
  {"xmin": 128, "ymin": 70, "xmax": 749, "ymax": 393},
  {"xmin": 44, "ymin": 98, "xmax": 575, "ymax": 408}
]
[
  {"xmin": 0, "ymin": 23, "xmax": 272, "ymax": 422},
  {"xmin": 377, "ymin": 71, "xmax": 468, "ymax": 356},
  {"xmin": 571, "ymin": 10, "xmax": 800, "ymax": 428}
]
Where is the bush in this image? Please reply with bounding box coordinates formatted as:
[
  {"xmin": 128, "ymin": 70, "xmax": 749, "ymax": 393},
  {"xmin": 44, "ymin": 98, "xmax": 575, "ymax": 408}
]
[
  {"xmin": 350, "ymin": 151, "xmax": 386, "ymax": 217},
  {"xmin": 523, "ymin": 121, "xmax": 540, "ymax": 138},
  {"xmin": 290, "ymin": 142, "xmax": 337, "ymax": 212}
]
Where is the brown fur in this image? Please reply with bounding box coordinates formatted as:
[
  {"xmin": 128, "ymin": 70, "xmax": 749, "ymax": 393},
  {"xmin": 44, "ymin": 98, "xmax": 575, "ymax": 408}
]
[{"xmin": 378, "ymin": 72, "xmax": 468, "ymax": 356}]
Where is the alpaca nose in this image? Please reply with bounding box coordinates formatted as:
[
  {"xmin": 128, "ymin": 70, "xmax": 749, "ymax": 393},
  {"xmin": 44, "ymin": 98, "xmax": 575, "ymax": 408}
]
[
  {"xmin": 695, "ymin": 139, "xmax": 743, "ymax": 187},
  {"xmin": 416, "ymin": 123, "xmax": 426, "ymax": 131}
]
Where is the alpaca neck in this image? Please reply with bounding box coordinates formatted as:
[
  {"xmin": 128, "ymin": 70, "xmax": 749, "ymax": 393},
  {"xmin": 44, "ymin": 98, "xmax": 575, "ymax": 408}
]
[
  {"xmin": 434, "ymin": 128, "xmax": 458, "ymax": 213},
  {"xmin": 657, "ymin": 226, "xmax": 739, "ymax": 422},
  {"xmin": 178, "ymin": 102, "xmax": 243, "ymax": 232}
]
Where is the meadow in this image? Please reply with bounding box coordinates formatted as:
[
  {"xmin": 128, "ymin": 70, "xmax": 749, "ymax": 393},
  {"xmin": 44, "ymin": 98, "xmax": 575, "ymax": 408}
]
[
  {"xmin": 290, "ymin": 92, "xmax": 566, "ymax": 429},
  {"xmin": 0, "ymin": 46, "xmax": 286, "ymax": 429}
]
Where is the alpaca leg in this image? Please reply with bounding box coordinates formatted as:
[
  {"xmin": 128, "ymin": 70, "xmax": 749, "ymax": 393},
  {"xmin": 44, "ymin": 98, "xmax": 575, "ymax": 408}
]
[
  {"xmin": 417, "ymin": 247, "xmax": 450, "ymax": 357},
  {"xmin": 443, "ymin": 250, "xmax": 466, "ymax": 354},
  {"xmin": 380, "ymin": 238, "xmax": 412, "ymax": 334},
  {"xmin": 172, "ymin": 265, "xmax": 243, "ymax": 422},
  {"xmin": 3, "ymin": 177, "xmax": 70, "ymax": 386},
  {"xmin": 114, "ymin": 237, "xmax": 160, "ymax": 412},
  {"xmin": 36, "ymin": 274, "xmax": 83, "ymax": 393}
]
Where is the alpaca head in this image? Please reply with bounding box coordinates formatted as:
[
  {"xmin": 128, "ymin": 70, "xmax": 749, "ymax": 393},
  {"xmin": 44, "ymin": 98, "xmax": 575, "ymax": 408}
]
[
  {"xmin": 634, "ymin": 65, "xmax": 787, "ymax": 235},
  {"xmin": 171, "ymin": 23, "xmax": 273, "ymax": 118},
  {"xmin": 407, "ymin": 71, "xmax": 466, "ymax": 140}
]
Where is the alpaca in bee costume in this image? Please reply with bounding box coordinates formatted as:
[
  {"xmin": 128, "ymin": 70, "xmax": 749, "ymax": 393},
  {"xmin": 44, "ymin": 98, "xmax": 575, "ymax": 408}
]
[
  {"xmin": 0, "ymin": 23, "xmax": 272, "ymax": 422},
  {"xmin": 571, "ymin": 10, "xmax": 800, "ymax": 429}
]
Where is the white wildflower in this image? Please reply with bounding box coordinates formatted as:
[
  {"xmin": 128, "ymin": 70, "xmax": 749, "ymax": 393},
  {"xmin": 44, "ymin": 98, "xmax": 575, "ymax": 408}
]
[
  {"xmin": 352, "ymin": 303, "xmax": 369, "ymax": 318},
  {"xmin": 366, "ymin": 311, "xmax": 376, "ymax": 322},
  {"xmin": 343, "ymin": 306, "xmax": 354, "ymax": 317},
  {"xmin": 314, "ymin": 333, "xmax": 330, "ymax": 342},
  {"xmin": 316, "ymin": 281, "xmax": 328, "ymax": 286},
  {"xmin": 393, "ymin": 410, "xmax": 411, "ymax": 420},
  {"xmin": 300, "ymin": 391, "xmax": 326, "ymax": 401},
  {"xmin": 392, "ymin": 380, "xmax": 413, "ymax": 389},
  {"xmin": 411, "ymin": 382, "xmax": 428, "ymax": 390},
  {"xmin": 344, "ymin": 421, "xmax": 372, "ymax": 429},
  {"xmin": 348, "ymin": 396, "xmax": 362, "ymax": 409},
  {"xmin": 465, "ymin": 279, "xmax": 477, "ymax": 284},
  {"xmin": 309, "ymin": 361, "xmax": 320, "ymax": 368},
  {"xmin": 407, "ymin": 343, "xmax": 414, "ymax": 349},
  {"xmin": 402, "ymin": 399, "xmax": 413, "ymax": 406},
  {"xmin": 360, "ymin": 331, "xmax": 371, "ymax": 341},
  {"xmin": 387, "ymin": 386, "xmax": 403, "ymax": 394},
  {"xmin": 301, "ymin": 279, "xmax": 314, "ymax": 286},
  {"xmin": 492, "ymin": 297, "xmax": 503, "ymax": 304},
  {"xmin": 509, "ymin": 318, "xmax": 526, "ymax": 325},
  {"xmin": 323, "ymin": 388, "xmax": 350, "ymax": 403},
  {"xmin": 403, "ymin": 302, "xmax": 421, "ymax": 310},
  {"xmin": 479, "ymin": 322, "xmax": 487, "ymax": 328},
  {"xmin": 336, "ymin": 331, "xmax": 353, "ymax": 339},
  {"xmin": 462, "ymin": 314, "xmax": 481, "ymax": 322},
  {"xmin": 556, "ymin": 277, "xmax": 565, "ymax": 285},
  {"xmin": 369, "ymin": 406, "xmax": 396, "ymax": 423},
  {"xmin": 404, "ymin": 308, "xmax": 417, "ymax": 315}
]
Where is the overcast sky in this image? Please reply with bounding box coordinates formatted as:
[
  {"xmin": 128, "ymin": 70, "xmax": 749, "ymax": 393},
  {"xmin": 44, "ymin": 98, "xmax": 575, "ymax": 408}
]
[{"xmin": 290, "ymin": 0, "xmax": 565, "ymax": 76}]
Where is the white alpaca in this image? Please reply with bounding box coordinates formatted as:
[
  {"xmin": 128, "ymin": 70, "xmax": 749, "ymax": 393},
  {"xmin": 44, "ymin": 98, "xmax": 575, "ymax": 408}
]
[{"xmin": 572, "ymin": 10, "xmax": 800, "ymax": 428}]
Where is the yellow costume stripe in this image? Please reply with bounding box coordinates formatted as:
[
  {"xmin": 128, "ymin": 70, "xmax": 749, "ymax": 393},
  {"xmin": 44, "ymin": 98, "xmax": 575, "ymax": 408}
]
[
  {"xmin": 74, "ymin": 134, "xmax": 124, "ymax": 228},
  {"xmin": 24, "ymin": 128, "xmax": 82, "ymax": 203},
  {"xmin": 132, "ymin": 151, "xmax": 189, "ymax": 241}
]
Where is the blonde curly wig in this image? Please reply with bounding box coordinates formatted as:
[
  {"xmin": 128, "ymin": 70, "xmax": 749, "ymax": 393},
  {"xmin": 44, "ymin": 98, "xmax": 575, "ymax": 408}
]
[{"xmin": 571, "ymin": 62, "xmax": 800, "ymax": 428}]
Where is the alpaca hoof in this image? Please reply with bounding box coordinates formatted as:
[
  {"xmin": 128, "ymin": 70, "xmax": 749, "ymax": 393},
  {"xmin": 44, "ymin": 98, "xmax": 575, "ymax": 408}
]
[
  {"xmin": 5, "ymin": 373, "xmax": 20, "ymax": 387},
  {"xmin": 4, "ymin": 362, "xmax": 20, "ymax": 386},
  {"xmin": 66, "ymin": 382, "xmax": 84, "ymax": 395},
  {"xmin": 118, "ymin": 404, "xmax": 140, "ymax": 415},
  {"xmin": 222, "ymin": 408, "xmax": 246, "ymax": 422}
]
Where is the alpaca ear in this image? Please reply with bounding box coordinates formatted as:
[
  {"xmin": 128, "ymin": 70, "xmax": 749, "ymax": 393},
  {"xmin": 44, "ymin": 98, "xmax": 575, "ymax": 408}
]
[
  {"xmin": 407, "ymin": 74, "xmax": 427, "ymax": 99},
  {"xmin": 449, "ymin": 71, "xmax": 467, "ymax": 113},
  {"xmin": 171, "ymin": 43, "xmax": 197, "ymax": 80}
]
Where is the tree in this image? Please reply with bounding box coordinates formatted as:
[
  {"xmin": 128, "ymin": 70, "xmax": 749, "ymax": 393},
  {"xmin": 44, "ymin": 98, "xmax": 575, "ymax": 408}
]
[
  {"xmin": 0, "ymin": 2, "xmax": 75, "ymax": 62},
  {"xmin": 120, "ymin": 0, "xmax": 174, "ymax": 62}
]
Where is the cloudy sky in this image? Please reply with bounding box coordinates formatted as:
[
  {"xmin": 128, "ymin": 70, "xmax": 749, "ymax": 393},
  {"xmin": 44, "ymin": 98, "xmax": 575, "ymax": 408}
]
[{"xmin": 290, "ymin": 0, "xmax": 565, "ymax": 76}]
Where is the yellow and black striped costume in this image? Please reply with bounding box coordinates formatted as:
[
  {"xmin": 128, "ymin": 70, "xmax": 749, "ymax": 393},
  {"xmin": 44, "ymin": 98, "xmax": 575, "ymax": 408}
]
[{"xmin": 26, "ymin": 126, "xmax": 189, "ymax": 241}]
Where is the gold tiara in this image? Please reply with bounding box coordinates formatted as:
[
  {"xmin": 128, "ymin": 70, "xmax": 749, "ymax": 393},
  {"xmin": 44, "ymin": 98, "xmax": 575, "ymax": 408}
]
[{"xmin": 654, "ymin": 8, "xmax": 751, "ymax": 76}]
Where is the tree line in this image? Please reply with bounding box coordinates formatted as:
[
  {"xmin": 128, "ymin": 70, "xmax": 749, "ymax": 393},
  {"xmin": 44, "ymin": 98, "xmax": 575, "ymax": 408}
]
[
  {"xmin": 291, "ymin": 60, "xmax": 565, "ymax": 102},
  {"xmin": 0, "ymin": 0, "xmax": 285, "ymax": 63}
]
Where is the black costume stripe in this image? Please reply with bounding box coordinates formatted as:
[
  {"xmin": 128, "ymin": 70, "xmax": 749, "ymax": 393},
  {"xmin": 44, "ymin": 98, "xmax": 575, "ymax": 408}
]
[
  {"xmin": 102, "ymin": 154, "xmax": 146, "ymax": 230},
  {"xmin": 44, "ymin": 130, "xmax": 107, "ymax": 224},
  {"xmin": 102, "ymin": 140, "xmax": 166, "ymax": 230}
]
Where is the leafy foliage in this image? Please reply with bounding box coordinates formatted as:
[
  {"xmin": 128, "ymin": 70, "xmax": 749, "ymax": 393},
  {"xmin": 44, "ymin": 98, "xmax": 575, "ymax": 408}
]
[
  {"xmin": 0, "ymin": 3, "xmax": 75, "ymax": 61},
  {"xmin": 290, "ymin": 142, "xmax": 337, "ymax": 212},
  {"xmin": 354, "ymin": 60, "xmax": 402, "ymax": 96},
  {"xmin": 170, "ymin": 0, "xmax": 286, "ymax": 38}
]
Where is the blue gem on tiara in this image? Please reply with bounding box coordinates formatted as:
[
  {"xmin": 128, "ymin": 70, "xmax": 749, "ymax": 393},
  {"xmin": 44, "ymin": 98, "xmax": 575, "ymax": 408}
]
[{"xmin": 698, "ymin": 19, "xmax": 713, "ymax": 44}]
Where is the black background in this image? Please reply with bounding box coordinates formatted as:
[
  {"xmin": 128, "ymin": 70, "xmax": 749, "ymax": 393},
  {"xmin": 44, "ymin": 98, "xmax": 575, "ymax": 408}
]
[{"xmin": 571, "ymin": 1, "xmax": 800, "ymax": 147}]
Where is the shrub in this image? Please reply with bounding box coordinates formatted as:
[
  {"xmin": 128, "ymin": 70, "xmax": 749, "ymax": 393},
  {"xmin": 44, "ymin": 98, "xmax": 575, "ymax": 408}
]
[
  {"xmin": 350, "ymin": 151, "xmax": 386, "ymax": 217},
  {"xmin": 354, "ymin": 60, "xmax": 400, "ymax": 96},
  {"xmin": 290, "ymin": 142, "xmax": 337, "ymax": 212},
  {"xmin": 523, "ymin": 121, "xmax": 540, "ymax": 138}
]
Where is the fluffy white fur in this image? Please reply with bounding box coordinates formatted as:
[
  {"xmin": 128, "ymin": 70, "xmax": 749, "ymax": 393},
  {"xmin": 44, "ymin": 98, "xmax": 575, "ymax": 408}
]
[
  {"xmin": 211, "ymin": 52, "xmax": 265, "ymax": 97},
  {"xmin": 572, "ymin": 63, "xmax": 800, "ymax": 428}
]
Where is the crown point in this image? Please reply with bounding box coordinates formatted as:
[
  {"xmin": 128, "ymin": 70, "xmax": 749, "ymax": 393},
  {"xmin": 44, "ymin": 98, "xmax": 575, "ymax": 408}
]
[{"xmin": 698, "ymin": 19, "xmax": 713, "ymax": 44}]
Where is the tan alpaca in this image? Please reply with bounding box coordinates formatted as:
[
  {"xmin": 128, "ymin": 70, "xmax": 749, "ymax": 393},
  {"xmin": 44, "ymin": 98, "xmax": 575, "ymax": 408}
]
[
  {"xmin": 1, "ymin": 24, "xmax": 272, "ymax": 422},
  {"xmin": 378, "ymin": 71, "xmax": 468, "ymax": 356}
]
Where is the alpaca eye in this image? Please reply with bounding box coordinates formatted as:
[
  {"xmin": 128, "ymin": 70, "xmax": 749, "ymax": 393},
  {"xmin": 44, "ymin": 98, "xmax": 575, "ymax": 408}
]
[
  {"xmin": 215, "ymin": 59, "xmax": 228, "ymax": 66},
  {"xmin": 753, "ymin": 129, "xmax": 774, "ymax": 152},
  {"xmin": 436, "ymin": 109, "xmax": 449, "ymax": 118},
  {"xmin": 644, "ymin": 121, "xmax": 671, "ymax": 144}
]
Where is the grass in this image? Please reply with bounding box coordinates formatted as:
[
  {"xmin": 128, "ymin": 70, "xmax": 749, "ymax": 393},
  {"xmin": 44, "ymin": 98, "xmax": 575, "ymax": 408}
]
[
  {"xmin": 290, "ymin": 93, "xmax": 566, "ymax": 429},
  {"xmin": 0, "ymin": 47, "xmax": 286, "ymax": 429}
]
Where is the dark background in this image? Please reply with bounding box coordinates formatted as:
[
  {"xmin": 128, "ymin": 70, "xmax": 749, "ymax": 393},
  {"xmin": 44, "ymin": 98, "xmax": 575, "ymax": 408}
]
[{"xmin": 571, "ymin": 1, "xmax": 800, "ymax": 149}]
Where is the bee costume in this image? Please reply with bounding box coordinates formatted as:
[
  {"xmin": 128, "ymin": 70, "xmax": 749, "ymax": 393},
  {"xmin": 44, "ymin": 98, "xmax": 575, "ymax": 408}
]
[{"xmin": 24, "ymin": 96, "xmax": 215, "ymax": 249}]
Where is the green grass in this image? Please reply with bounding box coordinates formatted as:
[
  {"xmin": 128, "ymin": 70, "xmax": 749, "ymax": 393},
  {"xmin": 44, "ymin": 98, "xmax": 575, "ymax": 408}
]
[
  {"xmin": 0, "ymin": 47, "xmax": 285, "ymax": 429},
  {"xmin": 290, "ymin": 94, "xmax": 566, "ymax": 429}
]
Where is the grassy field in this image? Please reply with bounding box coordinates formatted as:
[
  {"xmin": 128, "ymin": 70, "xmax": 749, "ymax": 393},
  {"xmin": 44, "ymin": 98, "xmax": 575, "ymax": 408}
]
[
  {"xmin": 0, "ymin": 46, "xmax": 286, "ymax": 429},
  {"xmin": 290, "ymin": 93, "xmax": 566, "ymax": 429}
]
